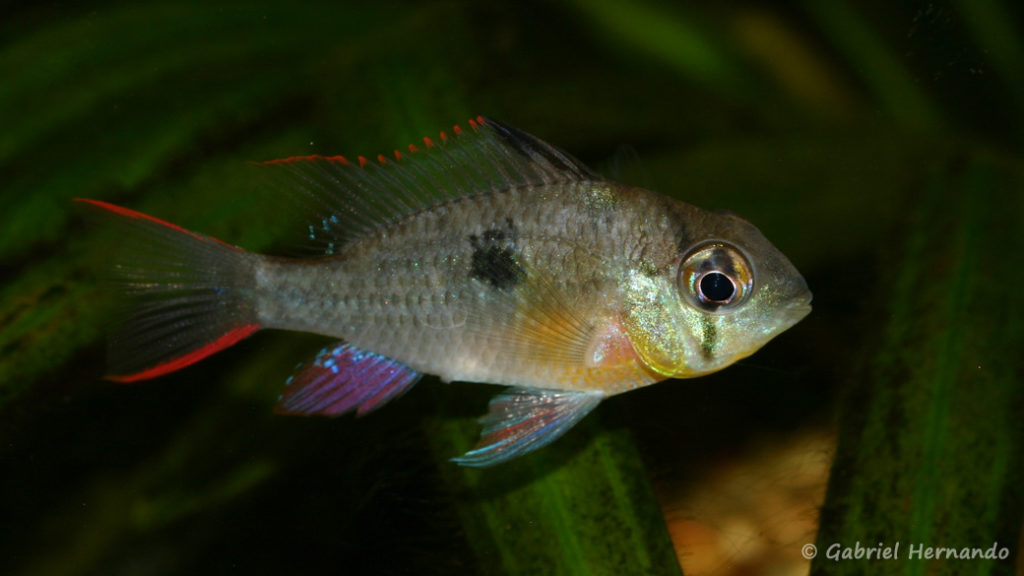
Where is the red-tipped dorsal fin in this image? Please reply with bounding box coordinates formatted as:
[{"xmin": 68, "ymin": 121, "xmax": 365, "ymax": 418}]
[
  {"xmin": 247, "ymin": 115, "xmax": 600, "ymax": 258},
  {"xmin": 255, "ymin": 154, "xmax": 350, "ymax": 166},
  {"xmin": 259, "ymin": 117, "xmax": 520, "ymax": 174}
]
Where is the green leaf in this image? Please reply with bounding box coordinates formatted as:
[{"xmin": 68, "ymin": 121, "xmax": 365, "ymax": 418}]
[{"xmin": 812, "ymin": 154, "xmax": 1024, "ymax": 575}]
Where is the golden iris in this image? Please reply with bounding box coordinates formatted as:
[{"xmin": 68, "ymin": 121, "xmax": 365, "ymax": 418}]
[{"xmin": 678, "ymin": 243, "xmax": 754, "ymax": 311}]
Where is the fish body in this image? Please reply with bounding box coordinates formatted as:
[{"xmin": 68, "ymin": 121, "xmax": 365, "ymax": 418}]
[{"xmin": 79, "ymin": 117, "xmax": 811, "ymax": 466}]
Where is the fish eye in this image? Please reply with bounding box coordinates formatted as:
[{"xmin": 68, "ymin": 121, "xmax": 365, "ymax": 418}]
[
  {"xmin": 699, "ymin": 272, "xmax": 735, "ymax": 303},
  {"xmin": 678, "ymin": 243, "xmax": 753, "ymax": 311}
]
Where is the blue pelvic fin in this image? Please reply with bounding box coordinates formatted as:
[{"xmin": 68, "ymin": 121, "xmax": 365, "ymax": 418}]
[
  {"xmin": 274, "ymin": 342, "xmax": 422, "ymax": 417},
  {"xmin": 452, "ymin": 387, "xmax": 604, "ymax": 468}
]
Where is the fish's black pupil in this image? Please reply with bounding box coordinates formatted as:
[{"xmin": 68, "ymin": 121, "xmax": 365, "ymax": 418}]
[{"xmin": 700, "ymin": 272, "xmax": 735, "ymax": 303}]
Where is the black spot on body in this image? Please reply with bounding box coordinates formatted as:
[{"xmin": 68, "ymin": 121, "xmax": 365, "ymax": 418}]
[
  {"xmin": 469, "ymin": 218, "xmax": 526, "ymax": 290},
  {"xmin": 482, "ymin": 229, "xmax": 505, "ymax": 242},
  {"xmin": 471, "ymin": 246, "xmax": 525, "ymax": 289}
]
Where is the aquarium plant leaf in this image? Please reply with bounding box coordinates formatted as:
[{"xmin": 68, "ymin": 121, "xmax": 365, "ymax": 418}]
[{"xmin": 812, "ymin": 156, "xmax": 1024, "ymax": 575}]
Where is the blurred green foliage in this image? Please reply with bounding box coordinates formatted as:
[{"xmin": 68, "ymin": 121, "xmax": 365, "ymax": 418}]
[
  {"xmin": 814, "ymin": 155, "xmax": 1024, "ymax": 576},
  {"xmin": 0, "ymin": 1, "xmax": 1021, "ymax": 575}
]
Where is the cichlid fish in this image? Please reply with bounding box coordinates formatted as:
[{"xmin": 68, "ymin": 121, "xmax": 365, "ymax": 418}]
[{"xmin": 78, "ymin": 117, "xmax": 811, "ymax": 467}]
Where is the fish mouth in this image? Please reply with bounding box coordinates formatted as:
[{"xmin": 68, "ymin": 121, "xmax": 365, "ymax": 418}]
[
  {"xmin": 779, "ymin": 291, "xmax": 813, "ymax": 326},
  {"xmin": 785, "ymin": 295, "xmax": 813, "ymax": 323},
  {"xmin": 788, "ymin": 303, "xmax": 812, "ymax": 319}
]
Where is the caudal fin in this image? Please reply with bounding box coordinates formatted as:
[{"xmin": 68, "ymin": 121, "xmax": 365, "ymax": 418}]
[{"xmin": 76, "ymin": 199, "xmax": 262, "ymax": 382}]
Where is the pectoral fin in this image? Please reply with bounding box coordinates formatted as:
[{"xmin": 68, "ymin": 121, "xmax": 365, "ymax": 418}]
[{"xmin": 452, "ymin": 387, "xmax": 604, "ymax": 467}]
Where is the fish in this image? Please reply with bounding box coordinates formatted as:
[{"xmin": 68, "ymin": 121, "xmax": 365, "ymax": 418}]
[{"xmin": 76, "ymin": 116, "xmax": 812, "ymax": 467}]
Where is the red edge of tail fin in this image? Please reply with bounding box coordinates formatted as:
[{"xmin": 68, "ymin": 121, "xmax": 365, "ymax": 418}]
[
  {"xmin": 107, "ymin": 324, "xmax": 261, "ymax": 383},
  {"xmin": 73, "ymin": 198, "xmax": 237, "ymax": 250}
]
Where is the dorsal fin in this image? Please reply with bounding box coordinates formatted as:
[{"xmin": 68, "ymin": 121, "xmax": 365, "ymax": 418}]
[{"xmin": 257, "ymin": 117, "xmax": 601, "ymax": 254}]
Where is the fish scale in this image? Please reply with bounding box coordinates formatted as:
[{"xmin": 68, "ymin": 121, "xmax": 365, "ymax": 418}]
[
  {"xmin": 77, "ymin": 116, "xmax": 811, "ymax": 466},
  {"xmin": 256, "ymin": 189, "xmax": 609, "ymax": 371}
]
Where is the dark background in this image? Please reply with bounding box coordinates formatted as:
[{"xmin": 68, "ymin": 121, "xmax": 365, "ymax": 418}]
[{"xmin": 1, "ymin": 2, "xmax": 1021, "ymax": 575}]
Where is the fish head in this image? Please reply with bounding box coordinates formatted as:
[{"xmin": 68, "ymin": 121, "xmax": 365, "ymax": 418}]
[{"xmin": 622, "ymin": 209, "xmax": 812, "ymax": 378}]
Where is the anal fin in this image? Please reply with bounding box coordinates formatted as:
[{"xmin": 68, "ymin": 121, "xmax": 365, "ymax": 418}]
[
  {"xmin": 452, "ymin": 387, "xmax": 604, "ymax": 467},
  {"xmin": 274, "ymin": 342, "xmax": 422, "ymax": 417}
]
